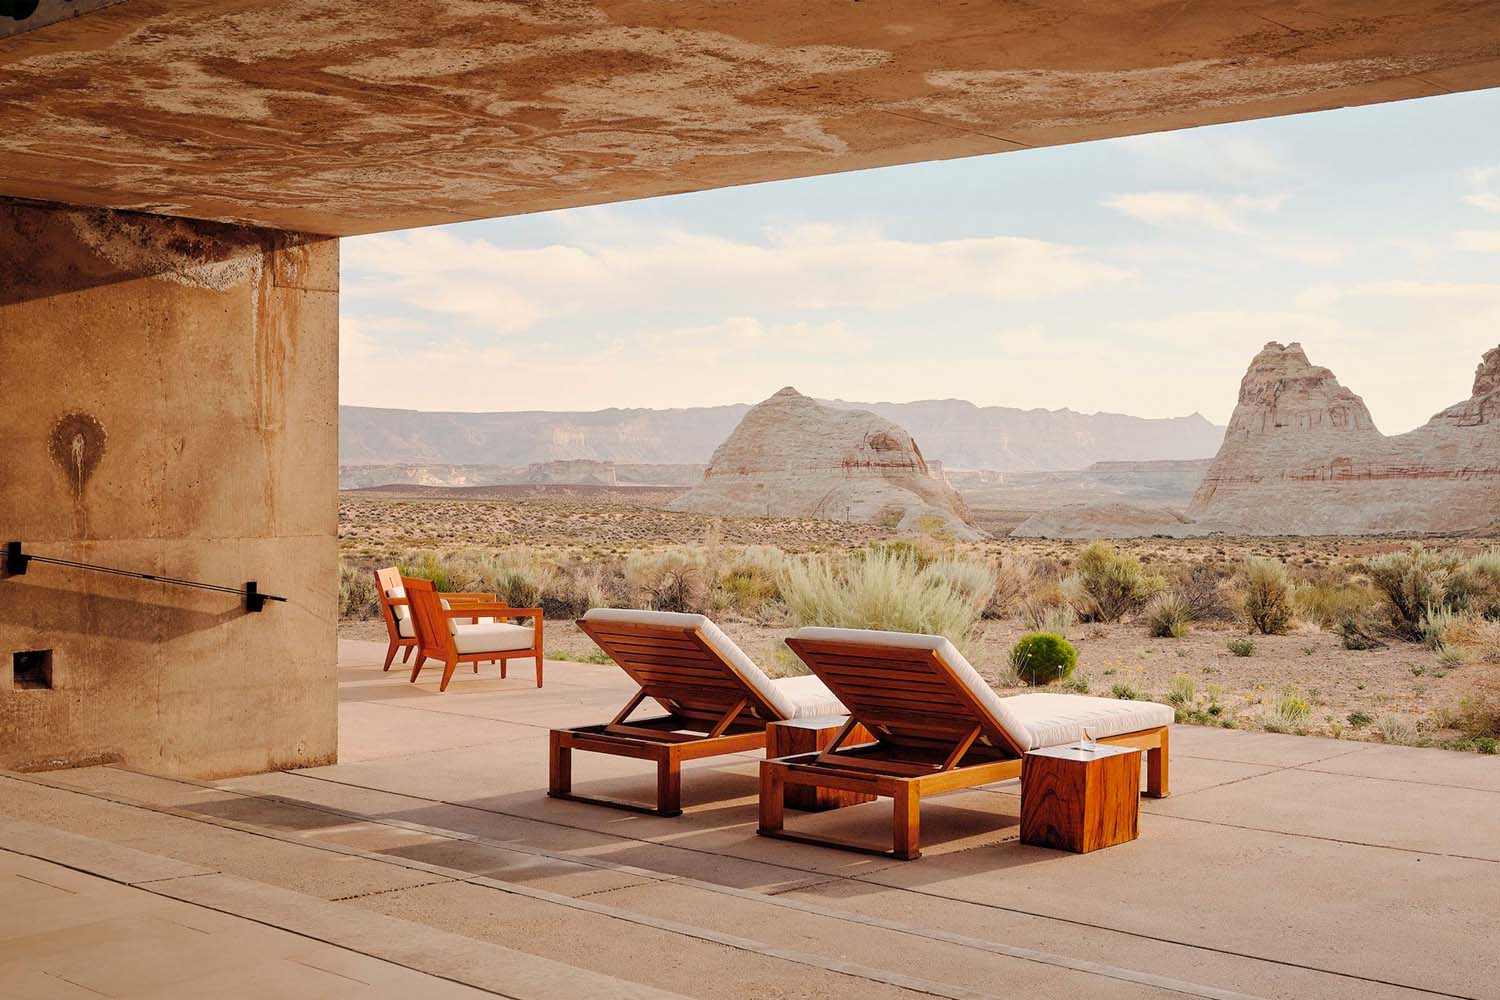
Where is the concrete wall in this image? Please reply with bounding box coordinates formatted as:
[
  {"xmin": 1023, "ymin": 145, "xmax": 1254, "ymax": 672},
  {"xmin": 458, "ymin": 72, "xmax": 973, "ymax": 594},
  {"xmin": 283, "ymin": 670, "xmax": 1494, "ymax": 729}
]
[{"xmin": 0, "ymin": 197, "xmax": 339, "ymax": 777}]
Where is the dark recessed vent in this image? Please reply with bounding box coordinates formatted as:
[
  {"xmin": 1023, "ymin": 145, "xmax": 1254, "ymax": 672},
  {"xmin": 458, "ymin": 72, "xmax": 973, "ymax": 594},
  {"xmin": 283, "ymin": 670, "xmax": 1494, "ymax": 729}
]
[{"xmin": 13, "ymin": 650, "xmax": 53, "ymax": 690}]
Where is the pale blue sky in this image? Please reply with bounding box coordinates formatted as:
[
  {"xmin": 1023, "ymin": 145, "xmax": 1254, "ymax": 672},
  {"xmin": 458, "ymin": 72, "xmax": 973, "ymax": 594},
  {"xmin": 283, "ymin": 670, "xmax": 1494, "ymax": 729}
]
[{"xmin": 341, "ymin": 87, "xmax": 1500, "ymax": 433}]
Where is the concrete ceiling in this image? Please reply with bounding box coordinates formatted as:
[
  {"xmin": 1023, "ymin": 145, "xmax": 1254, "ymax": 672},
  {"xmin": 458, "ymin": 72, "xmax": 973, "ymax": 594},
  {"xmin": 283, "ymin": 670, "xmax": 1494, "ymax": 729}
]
[{"xmin": 3, "ymin": 1, "xmax": 1499, "ymax": 236}]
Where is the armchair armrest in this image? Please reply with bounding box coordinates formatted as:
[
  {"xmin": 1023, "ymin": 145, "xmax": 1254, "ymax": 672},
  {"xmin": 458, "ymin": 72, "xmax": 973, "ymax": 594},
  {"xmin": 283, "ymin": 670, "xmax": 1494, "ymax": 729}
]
[
  {"xmin": 441, "ymin": 592, "xmax": 500, "ymax": 603},
  {"xmin": 441, "ymin": 604, "xmax": 541, "ymax": 620}
]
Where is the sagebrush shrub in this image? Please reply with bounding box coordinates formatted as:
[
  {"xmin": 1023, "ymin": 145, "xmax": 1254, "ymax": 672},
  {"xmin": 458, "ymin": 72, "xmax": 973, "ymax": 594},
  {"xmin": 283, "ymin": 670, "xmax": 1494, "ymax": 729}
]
[
  {"xmin": 1337, "ymin": 615, "xmax": 1385, "ymax": 651},
  {"xmin": 1366, "ymin": 545, "xmax": 1465, "ymax": 641},
  {"xmin": 1063, "ymin": 542, "xmax": 1164, "ymax": 623},
  {"xmin": 778, "ymin": 549, "xmax": 982, "ymax": 646},
  {"xmin": 919, "ymin": 557, "xmax": 997, "ymax": 618},
  {"xmin": 1009, "ymin": 632, "xmax": 1077, "ymax": 686},
  {"xmin": 1226, "ymin": 637, "xmax": 1256, "ymax": 657},
  {"xmin": 543, "ymin": 562, "xmax": 613, "ymax": 617},
  {"xmin": 712, "ymin": 545, "xmax": 786, "ymax": 617},
  {"xmin": 624, "ymin": 547, "xmax": 710, "ymax": 613},
  {"xmin": 1173, "ymin": 562, "xmax": 1234, "ymax": 621},
  {"xmin": 988, "ymin": 553, "xmax": 1035, "ymax": 619},
  {"xmin": 338, "ymin": 559, "xmax": 380, "ymax": 620},
  {"xmin": 1294, "ymin": 578, "xmax": 1383, "ymax": 628},
  {"xmin": 1144, "ymin": 591, "xmax": 1192, "ymax": 638},
  {"xmin": 1241, "ymin": 557, "xmax": 1295, "ymax": 635},
  {"xmin": 397, "ymin": 549, "xmax": 458, "ymax": 593}
]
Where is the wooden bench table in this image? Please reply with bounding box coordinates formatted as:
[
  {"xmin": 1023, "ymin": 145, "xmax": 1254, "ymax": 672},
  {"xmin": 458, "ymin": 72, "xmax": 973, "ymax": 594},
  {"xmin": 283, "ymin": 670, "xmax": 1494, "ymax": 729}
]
[
  {"xmin": 766, "ymin": 716, "xmax": 877, "ymax": 811},
  {"xmin": 1020, "ymin": 744, "xmax": 1141, "ymax": 853}
]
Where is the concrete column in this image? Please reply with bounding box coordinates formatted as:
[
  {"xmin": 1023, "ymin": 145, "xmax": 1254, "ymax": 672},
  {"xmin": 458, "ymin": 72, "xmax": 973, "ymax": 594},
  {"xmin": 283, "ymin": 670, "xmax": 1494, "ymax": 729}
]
[{"xmin": 0, "ymin": 197, "xmax": 338, "ymax": 777}]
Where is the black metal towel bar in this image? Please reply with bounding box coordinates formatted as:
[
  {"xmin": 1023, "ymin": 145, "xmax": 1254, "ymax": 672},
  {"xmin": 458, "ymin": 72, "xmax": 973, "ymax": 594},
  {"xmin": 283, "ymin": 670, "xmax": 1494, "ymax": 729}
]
[{"xmin": 3, "ymin": 541, "xmax": 286, "ymax": 613}]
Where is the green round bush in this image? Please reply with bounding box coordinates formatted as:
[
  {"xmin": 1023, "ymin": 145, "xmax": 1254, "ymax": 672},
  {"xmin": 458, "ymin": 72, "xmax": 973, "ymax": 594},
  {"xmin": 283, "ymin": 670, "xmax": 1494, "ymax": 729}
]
[{"xmin": 1009, "ymin": 632, "xmax": 1077, "ymax": 686}]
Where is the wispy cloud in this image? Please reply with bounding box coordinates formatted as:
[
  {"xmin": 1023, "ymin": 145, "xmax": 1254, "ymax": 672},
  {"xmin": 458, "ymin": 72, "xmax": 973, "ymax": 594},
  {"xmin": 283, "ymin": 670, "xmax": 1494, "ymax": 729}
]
[
  {"xmin": 1103, "ymin": 191, "xmax": 1286, "ymax": 233},
  {"xmin": 343, "ymin": 217, "xmax": 1131, "ymax": 340},
  {"xmin": 1464, "ymin": 166, "xmax": 1500, "ymax": 212},
  {"xmin": 1114, "ymin": 132, "xmax": 1289, "ymax": 183}
]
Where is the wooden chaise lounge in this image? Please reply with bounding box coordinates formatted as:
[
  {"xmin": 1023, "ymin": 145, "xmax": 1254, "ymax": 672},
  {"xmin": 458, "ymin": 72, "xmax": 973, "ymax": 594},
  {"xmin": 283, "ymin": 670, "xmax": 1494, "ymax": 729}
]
[
  {"xmin": 549, "ymin": 609, "xmax": 846, "ymax": 817},
  {"xmin": 759, "ymin": 627, "xmax": 1173, "ymax": 860},
  {"xmin": 403, "ymin": 577, "xmax": 545, "ymax": 691}
]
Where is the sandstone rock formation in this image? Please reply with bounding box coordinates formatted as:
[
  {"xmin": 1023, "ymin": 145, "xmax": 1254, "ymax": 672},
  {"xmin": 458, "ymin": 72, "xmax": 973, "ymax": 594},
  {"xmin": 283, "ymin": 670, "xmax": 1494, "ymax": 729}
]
[
  {"xmin": 1187, "ymin": 342, "xmax": 1500, "ymax": 534},
  {"xmin": 669, "ymin": 387, "xmax": 982, "ymax": 539}
]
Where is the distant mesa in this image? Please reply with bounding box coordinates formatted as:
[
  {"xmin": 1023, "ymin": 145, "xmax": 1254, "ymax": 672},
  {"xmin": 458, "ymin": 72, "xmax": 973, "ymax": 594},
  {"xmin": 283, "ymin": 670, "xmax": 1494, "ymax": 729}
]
[
  {"xmin": 669, "ymin": 387, "xmax": 983, "ymax": 539},
  {"xmin": 338, "ymin": 396, "xmax": 1223, "ymax": 472},
  {"xmin": 1186, "ymin": 341, "xmax": 1500, "ymax": 534}
]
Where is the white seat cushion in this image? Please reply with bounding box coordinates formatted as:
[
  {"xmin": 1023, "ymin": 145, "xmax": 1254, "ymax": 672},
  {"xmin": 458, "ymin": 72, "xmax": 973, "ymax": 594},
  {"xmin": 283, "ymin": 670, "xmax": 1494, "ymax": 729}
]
[
  {"xmin": 583, "ymin": 608, "xmax": 824, "ymax": 721},
  {"xmin": 999, "ymin": 693, "xmax": 1174, "ymax": 749},
  {"xmin": 396, "ymin": 617, "xmax": 415, "ymax": 639},
  {"xmin": 386, "ymin": 587, "xmax": 410, "ymax": 621},
  {"xmin": 769, "ymin": 674, "xmax": 847, "ymax": 719},
  {"xmin": 454, "ymin": 622, "xmax": 535, "ymax": 655},
  {"xmin": 790, "ymin": 626, "xmax": 1171, "ymax": 751}
]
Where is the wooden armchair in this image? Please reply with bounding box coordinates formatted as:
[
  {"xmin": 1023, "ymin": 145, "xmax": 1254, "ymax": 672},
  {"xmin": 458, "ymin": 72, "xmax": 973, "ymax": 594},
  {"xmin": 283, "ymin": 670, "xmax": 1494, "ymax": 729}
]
[
  {"xmin": 373, "ymin": 566, "xmax": 504, "ymax": 672},
  {"xmin": 402, "ymin": 576, "xmax": 544, "ymax": 691}
]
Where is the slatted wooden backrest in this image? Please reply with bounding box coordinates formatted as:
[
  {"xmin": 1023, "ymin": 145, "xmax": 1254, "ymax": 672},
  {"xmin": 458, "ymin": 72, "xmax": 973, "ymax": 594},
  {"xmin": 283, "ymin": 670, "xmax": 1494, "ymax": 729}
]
[
  {"xmin": 577, "ymin": 617, "xmax": 786, "ymax": 724},
  {"xmin": 375, "ymin": 566, "xmax": 403, "ymax": 632},
  {"xmin": 785, "ymin": 636, "xmax": 1027, "ymax": 757},
  {"xmin": 402, "ymin": 577, "xmax": 456, "ymax": 660}
]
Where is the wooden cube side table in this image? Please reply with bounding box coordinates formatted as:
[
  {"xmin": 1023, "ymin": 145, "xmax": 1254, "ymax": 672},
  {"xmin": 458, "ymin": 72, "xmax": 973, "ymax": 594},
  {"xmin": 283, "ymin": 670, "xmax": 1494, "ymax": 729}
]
[
  {"xmin": 1020, "ymin": 744, "xmax": 1141, "ymax": 853},
  {"xmin": 766, "ymin": 716, "xmax": 877, "ymax": 811}
]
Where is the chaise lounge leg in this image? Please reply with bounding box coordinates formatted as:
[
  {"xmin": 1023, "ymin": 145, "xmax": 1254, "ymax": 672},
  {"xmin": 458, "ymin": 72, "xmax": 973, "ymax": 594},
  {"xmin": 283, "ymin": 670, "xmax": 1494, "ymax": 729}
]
[
  {"xmin": 758, "ymin": 762, "xmax": 785, "ymax": 836},
  {"xmin": 893, "ymin": 784, "xmax": 922, "ymax": 860},
  {"xmin": 409, "ymin": 654, "xmax": 426, "ymax": 683},
  {"xmin": 438, "ymin": 656, "xmax": 459, "ymax": 692},
  {"xmin": 1146, "ymin": 728, "xmax": 1169, "ymax": 798},
  {"xmin": 534, "ymin": 648, "xmax": 543, "ymax": 688},
  {"xmin": 401, "ymin": 645, "xmax": 413, "ymax": 663},
  {"xmin": 656, "ymin": 751, "xmax": 682, "ymax": 817},
  {"xmin": 383, "ymin": 641, "xmax": 399, "ymax": 671},
  {"xmin": 548, "ymin": 732, "xmax": 571, "ymax": 798}
]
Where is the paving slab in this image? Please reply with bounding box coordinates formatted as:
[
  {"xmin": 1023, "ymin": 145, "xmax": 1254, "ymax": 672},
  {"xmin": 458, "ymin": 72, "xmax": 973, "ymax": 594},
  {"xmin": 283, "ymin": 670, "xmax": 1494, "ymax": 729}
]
[
  {"xmin": 1153, "ymin": 764, "xmax": 1500, "ymax": 860},
  {"xmin": 1167, "ymin": 726, "xmax": 1362, "ymax": 767},
  {"xmin": 1295, "ymin": 742, "xmax": 1500, "ymax": 792},
  {"xmin": 0, "ymin": 852, "xmax": 504, "ymax": 1000}
]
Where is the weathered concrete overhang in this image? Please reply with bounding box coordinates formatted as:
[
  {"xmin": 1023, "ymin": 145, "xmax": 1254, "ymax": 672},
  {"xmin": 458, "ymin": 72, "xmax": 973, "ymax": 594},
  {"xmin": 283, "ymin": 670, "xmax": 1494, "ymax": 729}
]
[{"xmin": 2, "ymin": 0, "xmax": 1498, "ymax": 236}]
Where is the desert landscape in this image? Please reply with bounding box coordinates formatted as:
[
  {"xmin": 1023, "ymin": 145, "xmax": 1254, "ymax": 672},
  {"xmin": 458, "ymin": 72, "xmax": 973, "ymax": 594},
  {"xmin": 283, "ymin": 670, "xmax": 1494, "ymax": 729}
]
[{"xmin": 338, "ymin": 340, "xmax": 1500, "ymax": 754}]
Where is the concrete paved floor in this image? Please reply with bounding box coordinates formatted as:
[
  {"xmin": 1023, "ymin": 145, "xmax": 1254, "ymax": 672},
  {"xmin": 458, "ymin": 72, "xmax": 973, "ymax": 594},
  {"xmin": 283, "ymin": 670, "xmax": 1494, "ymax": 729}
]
[{"xmin": 3, "ymin": 639, "xmax": 1498, "ymax": 999}]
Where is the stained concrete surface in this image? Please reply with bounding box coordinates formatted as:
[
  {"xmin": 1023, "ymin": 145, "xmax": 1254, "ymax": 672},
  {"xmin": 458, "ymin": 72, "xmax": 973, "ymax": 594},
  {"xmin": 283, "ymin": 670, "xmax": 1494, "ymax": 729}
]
[
  {"xmin": 2, "ymin": 2, "xmax": 1499, "ymax": 235},
  {"xmin": 0, "ymin": 197, "xmax": 338, "ymax": 777},
  {"xmin": 1, "ymin": 637, "xmax": 1496, "ymax": 999}
]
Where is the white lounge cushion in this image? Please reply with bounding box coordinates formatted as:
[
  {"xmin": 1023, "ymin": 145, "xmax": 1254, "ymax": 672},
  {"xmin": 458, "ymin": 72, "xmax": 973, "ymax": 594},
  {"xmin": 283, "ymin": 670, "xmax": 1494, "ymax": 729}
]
[
  {"xmin": 583, "ymin": 608, "xmax": 844, "ymax": 720},
  {"xmin": 454, "ymin": 622, "xmax": 536, "ymax": 655},
  {"xmin": 385, "ymin": 587, "xmax": 410, "ymax": 621},
  {"xmin": 1000, "ymin": 693, "xmax": 1174, "ymax": 749},
  {"xmin": 789, "ymin": 626, "xmax": 1171, "ymax": 751},
  {"xmin": 769, "ymin": 674, "xmax": 846, "ymax": 719},
  {"xmin": 396, "ymin": 617, "xmax": 415, "ymax": 639}
]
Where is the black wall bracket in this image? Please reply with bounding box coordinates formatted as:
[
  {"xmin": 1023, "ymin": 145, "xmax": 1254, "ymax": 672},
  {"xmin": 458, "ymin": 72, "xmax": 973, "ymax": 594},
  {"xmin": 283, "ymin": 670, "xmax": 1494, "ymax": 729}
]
[{"xmin": 4, "ymin": 541, "xmax": 286, "ymax": 613}]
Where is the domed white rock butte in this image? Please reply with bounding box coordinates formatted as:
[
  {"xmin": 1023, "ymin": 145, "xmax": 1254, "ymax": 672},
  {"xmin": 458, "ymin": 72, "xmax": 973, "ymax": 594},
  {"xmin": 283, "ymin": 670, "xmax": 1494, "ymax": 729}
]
[{"xmin": 670, "ymin": 386, "xmax": 983, "ymax": 539}]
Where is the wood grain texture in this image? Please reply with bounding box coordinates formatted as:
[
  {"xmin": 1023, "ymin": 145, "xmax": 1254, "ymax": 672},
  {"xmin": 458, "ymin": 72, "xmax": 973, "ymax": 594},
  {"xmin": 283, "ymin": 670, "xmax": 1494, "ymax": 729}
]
[
  {"xmin": 767, "ymin": 718, "xmax": 876, "ymax": 811},
  {"xmin": 1020, "ymin": 748, "xmax": 1141, "ymax": 854}
]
